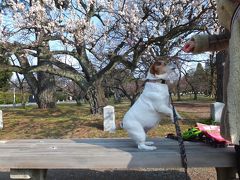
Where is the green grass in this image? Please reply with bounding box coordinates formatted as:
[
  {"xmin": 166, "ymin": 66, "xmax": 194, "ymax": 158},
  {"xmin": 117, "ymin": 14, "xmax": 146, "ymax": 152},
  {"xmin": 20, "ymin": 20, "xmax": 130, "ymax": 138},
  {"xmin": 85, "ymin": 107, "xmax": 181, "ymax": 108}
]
[
  {"xmin": 173, "ymin": 94, "xmax": 215, "ymax": 103},
  {"xmin": 0, "ymin": 100, "xmax": 212, "ymax": 139}
]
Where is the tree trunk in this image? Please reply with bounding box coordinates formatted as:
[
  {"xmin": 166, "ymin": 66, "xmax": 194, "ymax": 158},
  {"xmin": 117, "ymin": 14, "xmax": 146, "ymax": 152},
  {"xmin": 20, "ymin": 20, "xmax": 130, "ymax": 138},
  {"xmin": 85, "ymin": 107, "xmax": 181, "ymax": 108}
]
[
  {"xmin": 20, "ymin": 86, "xmax": 26, "ymax": 108},
  {"xmin": 36, "ymin": 72, "xmax": 56, "ymax": 109},
  {"xmin": 23, "ymin": 71, "xmax": 56, "ymax": 109},
  {"xmin": 185, "ymin": 76, "xmax": 198, "ymax": 100},
  {"xmin": 86, "ymin": 79, "xmax": 107, "ymax": 114},
  {"xmin": 75, "ymin": 95, "xmax": 84, "ymax": 105},
  {"xmin": 193, "ymin": 91, "xmax": 198, "ymax": 100},
  {"xmin": 114, "ymin": 90, "xmax": 122, "ymax": 103},
  {"xmin": 216, "ymin": 51, "xmax": 225, "ymax": 102},
  {"xmin": 35, "ymin": 39, "xmax": 56, "ymax": 109},
  {"xmin": 176, "ymin": 73, "xmax": 182, "ymax": 101}
]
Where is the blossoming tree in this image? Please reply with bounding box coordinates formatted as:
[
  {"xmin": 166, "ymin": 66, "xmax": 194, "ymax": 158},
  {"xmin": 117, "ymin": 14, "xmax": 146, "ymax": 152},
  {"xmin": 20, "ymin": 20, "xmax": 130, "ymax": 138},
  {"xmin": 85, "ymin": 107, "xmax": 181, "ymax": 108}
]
[{"xmin": 0, "ymin": 0, "xmax": 216, "ymax": 113}]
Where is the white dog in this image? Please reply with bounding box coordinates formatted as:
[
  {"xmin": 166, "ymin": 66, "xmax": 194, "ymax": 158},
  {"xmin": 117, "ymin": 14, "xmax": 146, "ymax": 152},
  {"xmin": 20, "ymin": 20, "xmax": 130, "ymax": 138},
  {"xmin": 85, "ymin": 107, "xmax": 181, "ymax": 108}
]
[{"xmin": 122, "ymin": 60, "xmax": 181, "ymax": 150}]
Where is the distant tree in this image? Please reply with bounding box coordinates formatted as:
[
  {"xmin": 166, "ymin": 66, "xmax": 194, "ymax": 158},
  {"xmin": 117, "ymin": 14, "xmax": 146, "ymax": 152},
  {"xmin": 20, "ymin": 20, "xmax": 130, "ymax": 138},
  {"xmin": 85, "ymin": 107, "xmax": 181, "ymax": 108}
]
[
  {"xmin": 204, "ymin": 53, "xmax": 216, "ymax": 97},
  {"xmin": 194, "ymin": 63, "xmax": 208, "ymax": 93},
  {"xmin": 114, "ymin": 73, "xmax": 144, "ymax": 106},
  {"xmin": 10, "ymin": 76, "xmax": 29, "ymax": 107},
  {"xmin": 55, "ymin": 77, "xmax": 85, "ymax": 104},
  {"xmin": 181, "ymin": 63, "xmax": 209, "ymax": 100},
  {"xmin": 0, "ymin": 71, "xmax": 12, "ymax": 91}
]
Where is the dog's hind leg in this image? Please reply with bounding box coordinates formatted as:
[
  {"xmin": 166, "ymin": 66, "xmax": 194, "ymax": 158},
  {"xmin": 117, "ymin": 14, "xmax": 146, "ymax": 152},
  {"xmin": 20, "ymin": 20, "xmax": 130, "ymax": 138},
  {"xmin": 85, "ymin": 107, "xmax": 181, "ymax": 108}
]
[
  {"xmin": 138, "ymin": 142, "xmax": 156, "ymax": 150},
  {"xmin": 143, "ymin": 128, "xmax": 154, "ymax": 146},
  {"xmin": 144, "ymin": 141, "xmax": 154, "ymax": 145},
  {"xmin": 124, "ymin": 121, "xmax": 156, "ymax": 150}
]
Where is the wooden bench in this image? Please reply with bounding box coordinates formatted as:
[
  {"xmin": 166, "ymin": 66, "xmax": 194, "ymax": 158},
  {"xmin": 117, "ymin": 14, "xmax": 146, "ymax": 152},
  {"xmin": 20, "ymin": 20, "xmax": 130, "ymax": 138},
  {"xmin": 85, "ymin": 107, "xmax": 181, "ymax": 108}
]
[{"xmin": 0, "ymin": 138, "xmax": 237, "ymax": 180}]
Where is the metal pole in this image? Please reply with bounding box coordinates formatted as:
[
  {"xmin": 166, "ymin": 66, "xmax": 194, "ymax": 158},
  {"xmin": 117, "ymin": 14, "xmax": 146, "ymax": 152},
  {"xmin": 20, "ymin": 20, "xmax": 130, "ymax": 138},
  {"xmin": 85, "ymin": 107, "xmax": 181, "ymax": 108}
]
[
  {"xmin": 13, "ymin": 88, "xmax": 16, "ymax": 107},
  {"xmin": 0, "ymin": 110, "xmax": 3, "ymax": 129}
]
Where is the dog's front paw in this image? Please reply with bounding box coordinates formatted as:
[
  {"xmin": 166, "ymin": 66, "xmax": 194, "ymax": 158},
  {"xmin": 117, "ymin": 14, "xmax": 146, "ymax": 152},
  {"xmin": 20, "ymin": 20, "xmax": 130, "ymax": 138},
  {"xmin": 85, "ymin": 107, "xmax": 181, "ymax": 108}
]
[
  {"xmin": 138, "ymin": 143, "xmax": 157, "ymax": 151},
  {"xmin": 177, "ymin": 118, "xmax": 185, "ymax": 125},
  {"xmin": 171, "ymin": 116, "xmax": 183, "ymax": 123},
  {"xmin": 177, "ymin": 115, "xmax": 183, "ymax": 121}
]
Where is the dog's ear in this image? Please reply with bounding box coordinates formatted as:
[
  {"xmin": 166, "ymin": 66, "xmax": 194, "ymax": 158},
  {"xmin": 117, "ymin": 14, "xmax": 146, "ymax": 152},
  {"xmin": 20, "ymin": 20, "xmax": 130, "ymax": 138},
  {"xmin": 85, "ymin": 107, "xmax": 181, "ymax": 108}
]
[
  {"xmin": 150, "ymin": 63, "xmax": 157, "ymax": 75},
  {"xmin": 150, "ymin": 62, "xmax": 162, "ymax": 75}
]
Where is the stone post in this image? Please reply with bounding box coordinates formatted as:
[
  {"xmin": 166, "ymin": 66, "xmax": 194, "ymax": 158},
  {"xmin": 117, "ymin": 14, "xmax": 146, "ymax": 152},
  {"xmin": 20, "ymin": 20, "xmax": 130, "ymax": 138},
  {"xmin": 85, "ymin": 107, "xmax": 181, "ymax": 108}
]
[
  {"xmin": 103, "ymin": 105, "xmax": 116, "ymax": 132},
  {"xmin": 210, "ymin": 102, "xmax": 225, "ymax": 123}
]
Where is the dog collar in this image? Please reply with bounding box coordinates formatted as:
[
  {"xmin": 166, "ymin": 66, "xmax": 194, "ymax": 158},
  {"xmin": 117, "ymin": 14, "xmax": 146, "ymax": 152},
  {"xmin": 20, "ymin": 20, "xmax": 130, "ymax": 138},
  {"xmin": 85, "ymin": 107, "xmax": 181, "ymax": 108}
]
[{"xmin": 145, "ymin": 79, "xmax": 166, "ymax": 84}]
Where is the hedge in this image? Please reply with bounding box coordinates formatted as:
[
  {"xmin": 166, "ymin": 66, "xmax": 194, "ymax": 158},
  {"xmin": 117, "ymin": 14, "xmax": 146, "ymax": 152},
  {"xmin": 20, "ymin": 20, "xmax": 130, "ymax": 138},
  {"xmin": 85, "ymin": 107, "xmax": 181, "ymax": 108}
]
[{"xmin": 0, "ymin": 91, "xmax": 29, "ymax": 104}]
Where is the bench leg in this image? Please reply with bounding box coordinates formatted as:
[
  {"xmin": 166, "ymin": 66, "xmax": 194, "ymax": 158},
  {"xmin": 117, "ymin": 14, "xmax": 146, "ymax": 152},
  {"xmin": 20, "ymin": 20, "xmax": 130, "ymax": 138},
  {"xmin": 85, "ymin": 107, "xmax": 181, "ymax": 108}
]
[
  {"xmin": 215, "ymin": 167, "xmax": 236, "ymax": 180},
  {"xmin": 10, "ymin": 169, "xmax": 47, "ymax": 180}
]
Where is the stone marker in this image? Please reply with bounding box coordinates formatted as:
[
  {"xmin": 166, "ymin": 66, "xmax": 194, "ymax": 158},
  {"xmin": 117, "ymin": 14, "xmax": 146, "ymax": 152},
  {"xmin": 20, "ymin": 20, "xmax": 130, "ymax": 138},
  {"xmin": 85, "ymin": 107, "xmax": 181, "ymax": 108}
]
[
  {"xmin": 103, "ymin": 105, "xmax": 116, "ymax": 132},
  {"xmin": 210, "ymin": 102, "xmax": 225, "ymax": 123},
  {"xmin": 0, "ymin": 110, "xmax": 2, "ymax": 129}
]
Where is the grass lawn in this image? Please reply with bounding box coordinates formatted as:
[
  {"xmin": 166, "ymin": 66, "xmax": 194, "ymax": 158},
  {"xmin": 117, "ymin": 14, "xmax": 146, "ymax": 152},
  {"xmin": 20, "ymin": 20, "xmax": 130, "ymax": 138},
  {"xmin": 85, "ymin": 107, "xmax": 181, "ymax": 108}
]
[{"xmin": 0, "ymin": 100, "xmax": 213, "ymax": 139}]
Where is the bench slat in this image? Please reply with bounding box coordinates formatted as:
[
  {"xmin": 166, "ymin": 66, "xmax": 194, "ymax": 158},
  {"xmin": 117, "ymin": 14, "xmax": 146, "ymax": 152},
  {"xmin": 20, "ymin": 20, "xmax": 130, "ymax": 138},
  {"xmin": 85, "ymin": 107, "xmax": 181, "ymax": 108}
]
[{"xmin": 0, "ymin": 138, "xmax": 236, "ymax": 169}]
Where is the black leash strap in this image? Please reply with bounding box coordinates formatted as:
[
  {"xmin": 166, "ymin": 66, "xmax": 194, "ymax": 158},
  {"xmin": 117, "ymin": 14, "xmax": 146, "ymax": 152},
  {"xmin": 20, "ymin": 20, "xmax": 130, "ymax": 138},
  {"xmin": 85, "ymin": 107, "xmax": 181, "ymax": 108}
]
[{"xmin": 169, "ymin": 92, "xmax": 188, "ymax": 179}]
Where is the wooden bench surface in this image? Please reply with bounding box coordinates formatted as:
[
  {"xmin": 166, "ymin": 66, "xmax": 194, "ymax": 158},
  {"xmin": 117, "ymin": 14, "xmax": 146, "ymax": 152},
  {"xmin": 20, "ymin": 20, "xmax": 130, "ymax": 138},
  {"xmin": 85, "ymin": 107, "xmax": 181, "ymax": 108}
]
[{"xmin": 0, "ymin": 138, "xmax": 236, "ymax": 169}]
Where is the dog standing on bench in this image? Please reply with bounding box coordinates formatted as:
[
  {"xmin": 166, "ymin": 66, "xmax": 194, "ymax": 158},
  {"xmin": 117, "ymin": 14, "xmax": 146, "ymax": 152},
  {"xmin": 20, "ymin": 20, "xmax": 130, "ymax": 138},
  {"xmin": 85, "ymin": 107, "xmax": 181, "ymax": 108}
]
[{"xmin": 122, "ymin": 60, "xmax": 181, "ymax": 150}]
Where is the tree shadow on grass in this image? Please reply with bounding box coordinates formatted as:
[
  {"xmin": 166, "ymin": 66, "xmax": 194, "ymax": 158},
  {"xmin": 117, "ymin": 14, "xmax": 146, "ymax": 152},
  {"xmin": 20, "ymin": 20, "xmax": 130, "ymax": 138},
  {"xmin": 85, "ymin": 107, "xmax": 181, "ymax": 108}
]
[{"xmin": 84, "ymin": 122, "xmax": 103, "ymax": 130}]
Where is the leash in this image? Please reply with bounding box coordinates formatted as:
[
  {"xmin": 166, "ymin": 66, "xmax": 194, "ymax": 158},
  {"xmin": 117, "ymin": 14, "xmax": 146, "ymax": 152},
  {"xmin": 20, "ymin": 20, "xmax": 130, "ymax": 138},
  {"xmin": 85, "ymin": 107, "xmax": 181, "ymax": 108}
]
[
  {"xmin": 169, "ymin": 91, "xmax": 188, "ymax": 179},
  {"xmin": 144, "ymin": 79, "xmax": 188, "ymax": 178}
]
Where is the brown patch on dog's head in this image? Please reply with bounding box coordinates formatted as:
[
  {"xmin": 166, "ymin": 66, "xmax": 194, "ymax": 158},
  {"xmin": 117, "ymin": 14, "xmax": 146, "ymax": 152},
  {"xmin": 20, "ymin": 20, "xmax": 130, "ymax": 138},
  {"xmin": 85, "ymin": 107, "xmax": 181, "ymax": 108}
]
[{"xmin": 149, "ymin": 61, "xmax": 167, "ymax": 75}]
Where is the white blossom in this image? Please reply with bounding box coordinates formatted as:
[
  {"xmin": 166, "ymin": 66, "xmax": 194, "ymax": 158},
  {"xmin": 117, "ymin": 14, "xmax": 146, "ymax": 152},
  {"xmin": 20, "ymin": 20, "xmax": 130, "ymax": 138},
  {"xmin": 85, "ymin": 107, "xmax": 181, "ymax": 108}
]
[{"xmin": 1, "ymin": 0, "xmax": 216, "ymax": 73}]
